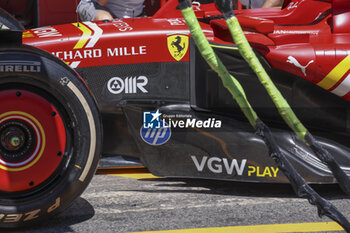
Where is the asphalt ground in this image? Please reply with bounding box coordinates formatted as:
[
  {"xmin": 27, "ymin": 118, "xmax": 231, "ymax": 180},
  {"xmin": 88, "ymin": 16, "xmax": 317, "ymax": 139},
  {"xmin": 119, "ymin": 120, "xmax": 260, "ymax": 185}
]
[{"xmin": 4, "ymin": 170, "xmax": 350, "ymax": 233}]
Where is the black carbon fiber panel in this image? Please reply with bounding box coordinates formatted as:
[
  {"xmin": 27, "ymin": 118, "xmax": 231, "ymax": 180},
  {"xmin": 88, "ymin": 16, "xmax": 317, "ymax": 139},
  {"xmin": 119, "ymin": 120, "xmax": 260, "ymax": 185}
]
[{"xmin": 77, "ymin": 61, "xmax": 190, "ymax": 113}]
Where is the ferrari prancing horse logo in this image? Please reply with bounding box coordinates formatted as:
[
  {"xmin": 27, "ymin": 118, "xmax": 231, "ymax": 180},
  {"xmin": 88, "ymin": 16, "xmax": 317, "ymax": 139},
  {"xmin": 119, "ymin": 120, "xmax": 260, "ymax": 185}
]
[{"xmin": 167, "ymin": 35, "xmax": 189, "ymax": 61}]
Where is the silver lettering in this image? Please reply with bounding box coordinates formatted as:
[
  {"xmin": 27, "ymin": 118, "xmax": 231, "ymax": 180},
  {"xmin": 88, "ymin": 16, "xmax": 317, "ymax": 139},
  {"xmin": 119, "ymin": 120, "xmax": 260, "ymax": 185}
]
[
  {"xmin": 136, "ymin": 76, "xmax": 148, "ymax": 93},
  {"xmin": 152, "ymin": 128, "xmax": 167, "ymax": 144},
  {"xmin": 107, "ymin": 48, "xmax": 118, "ymax": 56},
  {"xmin": 208, "ymin": 157, "xmax": 222, "ymax": 173},
  {"xmin": 84, "ymin": 49, "xmax": 92, "ymax": 58},
  {"xmin": 73, "ymin": 50, "xmax": 83, "ymax": 59},
  {"xmin": 223, "ymin": 158, "xmax": 247, "ymax": 175},
  {"xmin": 140, "ymin": 46, "xmax": 147, "ymax": 54},
  {"xmin": 5, "ymin": 65, "xmax": 13, "ymax": 72},
  {"xmin": 107, "ymin": 46, "xmax": 147, "ymax": 57},
  {"xmin": 14, "ymin": 65, "xmax": 22, "ymax": 72},
  {"xmin": 64, "ymin": 51, "xmax": 73, "ymax": 60},
  {"xmin": 93, "ymin": 49, "xmax": 102, "ymax": 57},
  {"xmin": 124, "ymin": 47, "xmax": 131, "ymax": 56},
  {"xmin": 192, "ymin": 156, "xmax": 247, "ymax": 175},
  {"xmin": 191, "ymin": 155, "xmax": 208, "ymax": 171}
]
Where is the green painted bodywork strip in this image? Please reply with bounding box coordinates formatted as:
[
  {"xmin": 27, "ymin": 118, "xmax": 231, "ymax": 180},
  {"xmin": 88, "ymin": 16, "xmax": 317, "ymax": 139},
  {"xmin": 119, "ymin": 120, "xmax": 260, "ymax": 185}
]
[
  {"xmin": 225, "ymin": 16, "xmax": 307, "ymax": 140},
  {"xmin": 181, "ymin": 7, "xmax": 258, "ymax": 127}
]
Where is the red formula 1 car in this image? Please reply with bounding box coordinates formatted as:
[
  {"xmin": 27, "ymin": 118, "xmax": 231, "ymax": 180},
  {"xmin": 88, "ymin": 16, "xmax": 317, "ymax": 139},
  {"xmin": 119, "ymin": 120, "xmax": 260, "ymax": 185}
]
[
  {"xmin": 0, "ymin": 0, "xmax": 170, "ymax": 29},
  {"xmin": 0, "ymin": 0, "xmax": 349, "ymax": 228}
]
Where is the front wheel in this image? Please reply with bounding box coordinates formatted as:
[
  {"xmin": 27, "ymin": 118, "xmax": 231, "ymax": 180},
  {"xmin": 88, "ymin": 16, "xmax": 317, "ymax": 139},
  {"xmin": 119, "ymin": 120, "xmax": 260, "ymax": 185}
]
[
  {"xmin": 0, "ymin": 45, "xmax": 102, "ymax": 228},
  {"xmin": 0, "ymin": 8, "xmax": 24, "ymax": 30}
]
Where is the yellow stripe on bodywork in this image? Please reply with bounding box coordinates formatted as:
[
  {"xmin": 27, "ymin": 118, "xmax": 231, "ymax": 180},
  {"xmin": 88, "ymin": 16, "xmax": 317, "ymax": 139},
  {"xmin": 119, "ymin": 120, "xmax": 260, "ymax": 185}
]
[
  {"xmin": 97, "ymin": 167, "xmax": 159, "ymax": 179},
  {"xmin": 110, "ymin": 173, "xmax": 159, "ymax": 180},
  {"xmin": 317, "ymin": 55, "xmax": 350, "ymax": 90},
  {"xmin": 131, "ymin": 221, "xmax": 345, "ymax": 233},
  {"xmin": 210, "ymin": 44, "xmax": 238, "ymax": 50},
  {"xmin": 72, "ymin": 23, "xmax": 92, "ymax": 49}
]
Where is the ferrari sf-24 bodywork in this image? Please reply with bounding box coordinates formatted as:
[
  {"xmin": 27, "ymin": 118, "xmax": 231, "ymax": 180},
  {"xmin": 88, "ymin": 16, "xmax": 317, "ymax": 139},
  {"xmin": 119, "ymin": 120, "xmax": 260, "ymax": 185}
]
[
  {"xmin": 22, "ymin": 0, "xmax": 350, "ymax": 184},
  {"xmin": 1, "ymin": 0, "xmax": 350, "ymax": 229}
]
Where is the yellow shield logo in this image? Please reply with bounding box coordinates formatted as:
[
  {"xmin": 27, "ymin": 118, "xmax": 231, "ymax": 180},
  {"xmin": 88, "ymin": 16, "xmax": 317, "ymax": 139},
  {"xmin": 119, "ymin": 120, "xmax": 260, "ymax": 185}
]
[
  {"xmin": 22, "ymin": 31, "xmax": 35, "ymax": 38},
  {"xmin": 167, "ymin": 35, "xmax": 189, "ymax": 61}
]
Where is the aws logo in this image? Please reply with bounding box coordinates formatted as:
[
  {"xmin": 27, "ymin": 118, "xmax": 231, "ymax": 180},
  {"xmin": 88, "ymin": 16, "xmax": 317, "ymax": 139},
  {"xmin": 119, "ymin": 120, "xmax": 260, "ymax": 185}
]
[{"xmin": 167, "ymin": 34, "xmax": 189, "ymax": 62}]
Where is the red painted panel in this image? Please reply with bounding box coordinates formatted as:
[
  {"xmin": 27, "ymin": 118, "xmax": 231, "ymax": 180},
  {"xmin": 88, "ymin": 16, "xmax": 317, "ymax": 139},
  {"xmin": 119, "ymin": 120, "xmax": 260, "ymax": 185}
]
[
  {"xmin": 332, "ymin": 0, "xmax": 350, "ymax": 33},
  {"xmin": 23, "ymin": 17, "xmax": 214, "ymax": 67}
]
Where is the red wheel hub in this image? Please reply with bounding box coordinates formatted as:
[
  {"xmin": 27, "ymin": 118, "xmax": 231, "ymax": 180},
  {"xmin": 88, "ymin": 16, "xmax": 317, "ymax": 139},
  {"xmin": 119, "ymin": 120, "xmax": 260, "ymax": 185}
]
[{"xmin": 0, "ymin": 89, "xmax": 66, "ymax": 192}]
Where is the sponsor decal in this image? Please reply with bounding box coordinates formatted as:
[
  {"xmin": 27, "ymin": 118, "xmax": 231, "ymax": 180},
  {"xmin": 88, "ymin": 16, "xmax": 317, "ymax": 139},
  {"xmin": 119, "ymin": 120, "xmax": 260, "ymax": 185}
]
[
  {"xmin": 141, "ymin": 110, "xmax": 171, "ymax": 146},
  {"xmin": 140, "ymin": 122, "xmax": 171, "ymax": 146},
  {"xmin": 331, "ymin": 73, "xmax": 350, "ymax": 97},
  {"xmin": 107, "ymin": 46, "xmax": 147, "ymax": 57},
  {"xmin": 286, "ymin": 56, "xmax": 314, "ymax": 76},
  {"xmin": 167, "ymin": 35, "xmax": 189, "ymax": 62},
  {"xmin": 65, "ymin": 22, "xmax": 103, "ymax": 68},
  {"xmin": 107, "ymin": 76, "xmax": 148, "ymax": 94},
  {"xmin": 167, "ymin": 18, "xmax": 186, "ymax": 26},
  {"xmin": 112, "ymin": 19, "xmax": 133, "ymax": 31},
  {"xmin": 60, "ymin": 77, "xmax": 70, "ymax": 86},
  {"xmin": 191, "ymin": 156, "xmax": 279, "ymax": 178},
  {"xmin": 0, "ymin": 61, "xmax": 41, "ymax": 73},
  {"xmin": 22, "ymin": 31, "xmax": 35, "ymax": 38},
  {"xmin": 65, "ymin": 22, "xmax": 145, "ymax": 68},
  {"xmin": 248, "ymin": 166, "xmax": 279, "ymax": 177},
  {"xmin": 53, "ymin": 49, "xmax": 102, "ymax": 60},
  {"xmin": 47, "ymin": 22, "xmax": 147, "ymax": 70},
  {"xmin": 72, "ymin": 23, "xmax": 92, "ymax": 49},
  {"xmin": 52, "ymin": 46, "xmax": 147, "ymax": 60},
  {"xmin": 69, "ymin": 61, "xmax": 81, "ymax": 68},
  {"xmin": 273, "ymin": 30, "xmax": 318, "ymax": 35},
  {"xmin": 317, "ymin": 55, "xmax": 350, "ymax": 98},
  {"xmin": 287, "ymin": 1, "xmax": 299, "ymax": 10},
  {"xmin": 32, "ymin": 27, "xmax": 62, "ymax": 38},
  {"xmin": 192, "ymin": 1, "xmax": 201, "ymax": 9},
  {"xmin": 191, "ymin": 155, "xmax": 247, "ymax": 175},
  {"xmin": 84, "ymin": 22, "xmax": 103, "ymax": 48},
  {"xmin": 143, "ymin": 110, "xmax": 222, "ymax": 129},
  {"xmin": 0, "ymin": 197, "xmax": 60, "ymax": 223}
]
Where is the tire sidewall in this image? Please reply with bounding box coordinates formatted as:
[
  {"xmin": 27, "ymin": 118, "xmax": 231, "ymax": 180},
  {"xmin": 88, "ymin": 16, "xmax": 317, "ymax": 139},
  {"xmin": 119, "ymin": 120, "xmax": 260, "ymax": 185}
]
[
  {"xmin": 0, "ymin": 8, "xmax": 24, "ymax": 31},
  {"xmin": 0, "ymin": 46, "xmax": 102, "ymax": 228}
]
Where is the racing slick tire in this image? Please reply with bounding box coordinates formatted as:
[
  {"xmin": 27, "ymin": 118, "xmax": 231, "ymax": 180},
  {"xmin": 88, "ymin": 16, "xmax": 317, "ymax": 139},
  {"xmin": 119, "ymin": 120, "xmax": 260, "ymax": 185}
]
[
  {"xmin": 0, "ymin": 8, "xmax": 24, "ymax": 31},
  {"xmin": 0, "ymin": 45, "xmax": 102, "ymax": 228}
]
